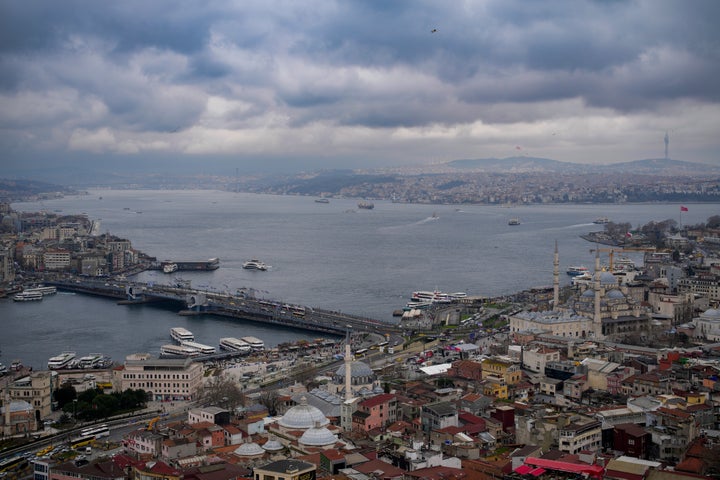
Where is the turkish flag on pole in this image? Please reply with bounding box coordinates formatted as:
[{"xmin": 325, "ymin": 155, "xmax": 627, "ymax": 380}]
[{"xmin": 681, "ymin": 206, "xmax": 689, "ymax": 212}]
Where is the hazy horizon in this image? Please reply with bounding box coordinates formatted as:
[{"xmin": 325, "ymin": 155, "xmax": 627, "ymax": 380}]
[{"xmin": 2, "ymin": 1, "xmax": 719, "ymax": 175}]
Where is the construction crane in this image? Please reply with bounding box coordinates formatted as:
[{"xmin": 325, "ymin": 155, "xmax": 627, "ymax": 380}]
[{"xmin": 589, "ymin": 246, "xmax": 657, "ymax": 271}]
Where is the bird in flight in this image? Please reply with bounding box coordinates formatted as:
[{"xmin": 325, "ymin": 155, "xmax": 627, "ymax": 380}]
[{"xmin": 431, "ymin": 28, "xmax": 437, "ymax": 33}]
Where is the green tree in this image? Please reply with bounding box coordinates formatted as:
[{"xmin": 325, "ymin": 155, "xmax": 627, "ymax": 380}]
[{"xmin": 54, "ymin": 383, "xmax": 77, "ymax": 409}]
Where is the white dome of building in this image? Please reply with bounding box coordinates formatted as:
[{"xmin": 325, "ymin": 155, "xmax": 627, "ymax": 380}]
[
  {"xmin": 299, "ymin": 423, "xmax": 338, "ymax": 447},
  {"xmin": 606, "ymin": 289, "xmax": 625, "ymax": 300},
  {"xmin": 234, "ymin": 440, "xmax": 265, "ymax": 457},
  {"xmin": 600, "ymin": 271, "xmax": 618, "ymax": 285},
  {"xmin": 262, "ymin": 437, "xmax": 285, "ymax": 452},
  {"xmin": 278, "ymin": 396, "xmax": 329, "ymax": 429}
]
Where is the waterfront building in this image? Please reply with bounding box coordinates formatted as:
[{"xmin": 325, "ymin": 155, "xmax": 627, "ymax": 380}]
[
  {"xmin": 6, "ymin": 370, "xmax": 56, "ymax": 420},
  {"xmin": 43, "ymin": 248, "xmax": 71, "ymax": 270},
  {"xmin": 113, "ymin": 354, "xmax": 204, "ymax": 401},
  {"xmin": 510, "ymin": 247, "xmax": 652, "ymax": 340}
]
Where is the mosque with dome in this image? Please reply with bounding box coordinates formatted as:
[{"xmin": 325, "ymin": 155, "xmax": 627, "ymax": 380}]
[{"xmin": 510, "ymin": 244, "xmax": 652, "ymax": 340}]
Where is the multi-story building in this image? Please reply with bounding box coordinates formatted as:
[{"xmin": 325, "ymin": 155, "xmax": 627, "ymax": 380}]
[
  {"xmin": 678, "ymin": 274, "xmax": 720, "ymax": 303},
  {"xmin": 351, "ymin": 393, "xmax": 397, "ymax": 433},
  {"xmin": 481, "ymin": 357, "xmax": 521, "ymax": 386},
  {"xmin": 253, "ymin": 460, "xmax": 316, "ymax": 480},
  {"xmin": 520, "ymin": 346, "xmax": 560, "ymax": 373},
  {"xmin": 113, "ymin": 354, "xmax": 204, "ymax": 401},
  {"xmin": 43, "ymin": 248, "xmax": 71, "ymax": 270},
  {"xmin": 421, "ymin": 401, "xmax": 458, "ymax": 434},
  {"xmin": 7, "ymin": 370, "xmax": 55, "ymax": 420},
  {"xmin": 558, "ymin": 417, "xmax": 602, "ymax": 454}
]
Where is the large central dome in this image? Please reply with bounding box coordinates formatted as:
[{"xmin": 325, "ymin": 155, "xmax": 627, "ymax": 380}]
[{"xmin": 278, "ymin": 396, "xmax": 329, "ymax": 429}]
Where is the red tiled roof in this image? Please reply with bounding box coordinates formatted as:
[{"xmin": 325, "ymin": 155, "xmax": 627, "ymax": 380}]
[{"xmin": 360, "ymin": 393, "xmax": 396, "ymax": 408}]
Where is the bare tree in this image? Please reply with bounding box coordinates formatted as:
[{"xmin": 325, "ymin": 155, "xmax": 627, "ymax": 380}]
[
  {"xmin": 200, "ymin": 374, "xmax": 245, "ymax": 412},
  {"xmin": 257, "ymin": 390, "xmax": 281, "ymax": 416}
]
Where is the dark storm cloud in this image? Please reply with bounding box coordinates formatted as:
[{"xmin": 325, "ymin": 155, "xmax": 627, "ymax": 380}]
[{"xmin": 1, "ymin": 0, "xmax": 719, "ymax": 168}]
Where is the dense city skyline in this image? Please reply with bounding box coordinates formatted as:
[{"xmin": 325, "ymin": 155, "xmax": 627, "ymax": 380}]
[{"xmin": 2, "ymin": 1, "xmax": 720, "ymax": 176}]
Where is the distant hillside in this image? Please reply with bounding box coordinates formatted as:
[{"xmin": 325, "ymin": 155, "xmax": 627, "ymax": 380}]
[
  {"xmin": 445, "ymin": 156, "xmax": 717, "ymax": 175},
  {"xmin": 595, "ymin": 158, "xmax": 720, "ymax": 175},
  {"xmin": 0, "ymin": 178, "xmax": 76, "ymax": 201}
]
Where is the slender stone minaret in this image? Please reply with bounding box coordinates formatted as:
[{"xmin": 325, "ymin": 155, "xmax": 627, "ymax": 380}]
[
  {"xmin": 594, "ymin": 248, "xmax": 602, "ymax": 328},
  {"xmin": 553, "ymin": 241, "xmax": 560, "ymax": 308},
  {"xmin": 344, "ymin": 331, "xmax": 352, "ymax": 401}
]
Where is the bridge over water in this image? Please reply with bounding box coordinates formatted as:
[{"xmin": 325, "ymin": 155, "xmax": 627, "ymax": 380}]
[{"xmin": 48, "ymin": 279, "xmax": 402, "ymax": 337}]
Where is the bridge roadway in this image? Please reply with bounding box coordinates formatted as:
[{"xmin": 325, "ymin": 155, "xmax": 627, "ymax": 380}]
[{"xmin": 48, "ymin": 279, "xmax": 402, "ymax": 337}]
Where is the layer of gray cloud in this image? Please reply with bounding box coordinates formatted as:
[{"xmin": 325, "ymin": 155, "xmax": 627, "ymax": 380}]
[{"xmin": 1, "ymin": 0, "xmax": 718, "ymax": 174}]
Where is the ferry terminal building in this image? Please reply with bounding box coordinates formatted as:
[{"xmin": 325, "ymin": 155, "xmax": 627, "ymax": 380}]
[{"xmin": 112, "ymin": 354, "xmax": 204, "ymax": 401}]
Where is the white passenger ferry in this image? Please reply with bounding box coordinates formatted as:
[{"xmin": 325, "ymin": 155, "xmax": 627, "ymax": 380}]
[
  {"xmin": 48, "ymin": 351, "xmax": 76, "ymax": 370},
  {"xmin": 160, "ymin": 344, "xmax": 200, "ymax": 358},
  {"xmin": 170, "ymin": 327, "xmax": 194, "ymax": 343},
  {"xmin": 13, "ymin": 291, "xmax": 43, "ymax": 302},
  {"xmin": 241, "ymin": 336, "xmax": 265, "ymax": 351},
  {"xmin": 219, "ymin": 337, "xmax": 252, "ymax": 354},
  {"xmin": 25, "ymin": 286, "xmax": 57, "ymax": 296},
  {"xmin": 180, "ymin": 341, "xmax": 216, "ymax": 355}
]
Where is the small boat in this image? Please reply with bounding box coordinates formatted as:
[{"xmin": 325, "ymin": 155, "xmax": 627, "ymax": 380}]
[
  {"xmin": 13, "ymin": 291, "xmax": 43, "ymax": 302},
  {"xmin": 163, "ymin": 263, "xmax": 178, "ymax": 274},
  {"xmin": 567, "ymin": 266, "xmax": 589, "ymax": 276},
  {"xmin": 315, "ymin": 198, "xmax": 330, "ymax": 203},
  {"xmin": 358, "ymin": 201, "xmax": 375, "ymax": 209},
  {"xmin": 77, "ymin": 353, "xmax": 105, "ymax": 369},
  {"xmin": 243, "ymin": 259, "xmax": 268, "ymax": 271},
  {"xmin": 593, "ymin": 217, "xmax": 610, "ymax": 224},
  {"xmin": 508, "ymin": 217, "xmax": 521, "ymax": 225}
]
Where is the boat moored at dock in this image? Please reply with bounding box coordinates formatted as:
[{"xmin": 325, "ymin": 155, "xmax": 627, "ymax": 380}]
[
  {"xmin": 25, "ymin": 286, "xmax": 57, "ymax": 296},
  {"xmin": 160, "ymin": 344, "xmax": 200, "ymax": 358},
  {"xmin": 170, "ymin": 327, "xmax": 194, "ymax": 343},
  {"xmin": 180, "ymin": 341, "xmax": 216, "ymax": 355},
  {"xmin": 240, "ymin": 336, "xmax": 265, "ymax": 351},
  {"xmin": 48, "ymin": 351, "xmax": 76, "ymax": 370},
  {"xmin": 219, "ymin": 337, "xmax": 252, "ymax": 354}
]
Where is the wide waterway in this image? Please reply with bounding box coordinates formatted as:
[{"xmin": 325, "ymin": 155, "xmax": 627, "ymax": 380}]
[{"xmin": 4, "ymin": 190, "xmax": 718, "ymax": 369}]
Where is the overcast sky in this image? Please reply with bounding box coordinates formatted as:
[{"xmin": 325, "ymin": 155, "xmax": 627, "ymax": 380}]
[{"xmin": 1, "ymin": 0, "xmax": 719, "ymax": 175}]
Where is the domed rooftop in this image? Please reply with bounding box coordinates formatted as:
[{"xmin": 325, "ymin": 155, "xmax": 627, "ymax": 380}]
[
  {"xmin": 335, "ymin": 360, "xmax": 374, "ymax": 378},
  {"xmin": 703, "ymin": 308, "xmax": 720, "ymax": 319},
  {"xmin": 234, "ymin": 441, "xmax": 265, "ymax": 457},
  {"xmin": 278, "ymin": 396, "xmax": 329, "ymax": 429},
  {"xmin": 299, "ymin": 424, "xmax": 338, "ymax": 446},
  {"xmin": 262, "ymin": 437, "xmax": 284, "ymax": 452},
  {"xmin": 581, "ymin": 289, "xmax": 595, "ymax": 298},
  {"xmin": 600, "ymin": 271, "xmax": 618, "ymax": 285},
  {"xmin": 606, "ymin": 289, "xmax": 625, "ymax": 300}
]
